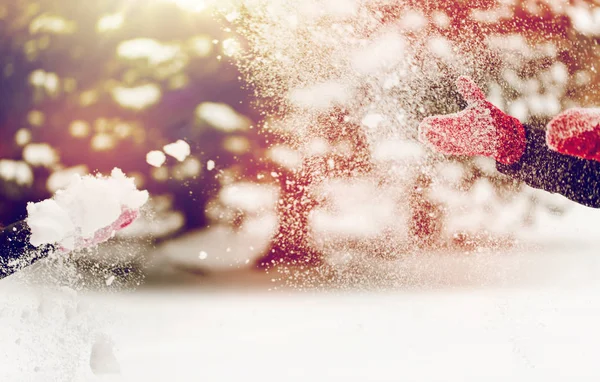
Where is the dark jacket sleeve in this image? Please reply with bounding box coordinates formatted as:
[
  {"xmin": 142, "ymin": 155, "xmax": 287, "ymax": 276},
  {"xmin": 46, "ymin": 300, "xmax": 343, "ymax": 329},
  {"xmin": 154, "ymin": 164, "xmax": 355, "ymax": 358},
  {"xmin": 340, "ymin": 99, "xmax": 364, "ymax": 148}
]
[
  {"xmin": 0, "ymin": 220, "xmax": 55, "ymax": 279},
  {"xmin": 497, "ymin": 125, "xmax": 600, "ymax": 208}
]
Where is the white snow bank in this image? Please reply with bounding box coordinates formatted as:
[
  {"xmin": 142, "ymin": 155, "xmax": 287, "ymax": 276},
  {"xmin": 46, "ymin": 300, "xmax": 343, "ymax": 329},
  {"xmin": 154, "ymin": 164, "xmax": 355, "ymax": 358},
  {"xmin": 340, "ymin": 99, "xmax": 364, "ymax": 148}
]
[{"xmin": 26, "ymin": 168, "xmax": 149, "ymax": 250}]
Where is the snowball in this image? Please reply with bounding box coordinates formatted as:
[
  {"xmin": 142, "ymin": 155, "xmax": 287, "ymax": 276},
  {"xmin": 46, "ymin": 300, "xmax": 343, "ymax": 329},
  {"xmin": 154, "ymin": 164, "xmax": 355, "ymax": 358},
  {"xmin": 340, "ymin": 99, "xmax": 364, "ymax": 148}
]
[
  {"xmin": 46, "ymin": 166, "xmax": 88, "ymax": 193},
  {"xmin": 27, "ymin": 168, "xmax": 149, "ymax": 249},
  {"xmin": 163, "ymin": 140, "xmax": 191, "ymax": 162},
  {"xmin": 26, "ymin": 200, "xmax": 75, "ymax": 247},
  {"xmin": 146, "ymin": 150, "xmax": 166, "ymax": 168},
  {"xmin": 207, "ymin": 160, "xmax": 215, "ymax": 171}
]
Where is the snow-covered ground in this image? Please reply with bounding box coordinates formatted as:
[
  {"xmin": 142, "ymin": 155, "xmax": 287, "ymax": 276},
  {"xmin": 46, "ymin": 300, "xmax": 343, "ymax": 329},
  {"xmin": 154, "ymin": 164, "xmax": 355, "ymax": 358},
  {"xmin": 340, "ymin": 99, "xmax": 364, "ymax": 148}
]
[
  {"xmin": 3, "ymin": 250, "xmax": 600, "ymax": 380},
  {"xmin": 1, "ymin": 201, "xmax": 600, "ymax": 382}
]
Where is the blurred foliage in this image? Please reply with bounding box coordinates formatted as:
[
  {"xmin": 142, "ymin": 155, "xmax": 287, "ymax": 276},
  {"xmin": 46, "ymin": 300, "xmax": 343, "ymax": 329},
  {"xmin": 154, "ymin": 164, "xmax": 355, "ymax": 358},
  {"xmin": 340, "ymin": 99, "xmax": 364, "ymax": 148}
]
[{"xmin": 0, "ymin": 0, "xmax": 265, "ymax": 231}]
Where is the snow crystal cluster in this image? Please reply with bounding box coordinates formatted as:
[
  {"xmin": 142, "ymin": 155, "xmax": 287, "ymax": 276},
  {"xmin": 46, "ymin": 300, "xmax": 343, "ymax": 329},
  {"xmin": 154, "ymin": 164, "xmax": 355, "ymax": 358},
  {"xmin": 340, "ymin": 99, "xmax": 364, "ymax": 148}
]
[
  {"xmin": 185, "ymin": 0, "xmax": 600, "ymax": 276},
  {"xmin": 146, "ymin": 139, "xmax": 191, "ymax": 167},
  {"xmin": 26, "ymin": 168, "xmax": 149, "ymax": 250}
]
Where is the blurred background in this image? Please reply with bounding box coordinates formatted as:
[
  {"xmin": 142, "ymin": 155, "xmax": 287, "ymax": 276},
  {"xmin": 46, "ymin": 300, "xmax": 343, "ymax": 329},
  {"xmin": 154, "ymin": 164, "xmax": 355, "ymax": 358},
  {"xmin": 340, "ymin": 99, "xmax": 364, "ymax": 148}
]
[
  {"xmin": 2, "ymin": 2, "xmax": 600, "ymax": 380},
  {"xmin": 0, "ymin": 0, "xmax": 599, "ymax": 284}
]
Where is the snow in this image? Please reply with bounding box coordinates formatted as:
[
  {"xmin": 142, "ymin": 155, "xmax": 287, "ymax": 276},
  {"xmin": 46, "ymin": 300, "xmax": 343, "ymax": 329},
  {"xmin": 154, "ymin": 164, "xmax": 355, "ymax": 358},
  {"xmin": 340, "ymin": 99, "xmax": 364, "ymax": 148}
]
[
  {"xmin": 206, "ymin": 160, "xmax": 215, "ymax": 171},
  {"xmin": 90, "ymin": 334, "xmax": 121, "ymax": 375},
  {"xmin": 361, "ymin": 113, "xmax": 385, "ymax": 129},
  {"xmin": 163, "ymin": 140, "xmax": 191, "ymax": 162},
  {"xmin": 0, "ymin": 159, "xmax": 34, "ymax": 186},
  {"xmin": 160, "ymin": 218, "xmax": 276, "ymax": 271},
  {"xmin": 427, "ymin": 36, "xmax": 453, "ymax": 58},
  {"xmin": 47, "ymin": 165, "xmax": 89, "ymax": 193},
  {"xmin": 566, "ymin": 6, "xmax": 600, "ymax": 36},
  {"xmin": 218, "ymin": 182, "xmax": 279, "ymax": 214},
  {"xmin": 96, "ymin": 12, "xmax": 125, "ymax": 33},
  {"xmin": 105, "ymin": 275, "xmax": 116, "ymax": 287},
  {"xmin": 26, "ymin": 168, "xmax": 149, "ymax": 250},
  {"xmin": 310, "ymin": 177, "xmax": 406, "ymax": 241},
  {"xmin": 26, "ymin": 199, "xmax": 75, "ymax": 248},
  {"xmin": 398, "ymin": 9, "xmax": 427, "ymax": 32},
  {"xmin": 267, "ymin": 145, "xmax": 303, "ymax": 170},
  {"xmin": 22, "ymin": 143, "xmax": 59, "ymax": 167},
  {"xmin": 15, "ymin": 128, "xmax": 32, "ymax": 146},
  {"xmin": 4, "ymin": 239, "xmax": 600, "ymax": 381},
  {"xmin": 350, "ymin": 33, "xmax": 406, "ymax": 75},
  {"xmin": 195, "ymin": 102, "xmax": 250, "ymax": 131},
  {"xmin": 112, "ymin": 84, "xmax": 162, "ymax": 110},
  {"xmin": 117, "ymin": 38, "xmax": 180, "ymax": 65},
  {"xmin": 161, "ymin": 180, "xmax": 279, "ymax": 271},
  {"xmin": 289, "ymin": 82, "xmax": 353, "ymax": 110},
  {"xmin": 5, "ymin": 2, "xmax": 600, "ymax": 380},
  {"xmin": 172, "ymin": 157, "xmax": 201, "ymax": 180},
  {"xmin": 431, "ymin": 11, "xmax": 450, "ymax": 28},
  {"xmin": 4, "ymin": 179, "xmax": 600, "ymax": 381},
  {"xmin": 146, "ymin": 150, "xmax": 166, "ymax": 168}
]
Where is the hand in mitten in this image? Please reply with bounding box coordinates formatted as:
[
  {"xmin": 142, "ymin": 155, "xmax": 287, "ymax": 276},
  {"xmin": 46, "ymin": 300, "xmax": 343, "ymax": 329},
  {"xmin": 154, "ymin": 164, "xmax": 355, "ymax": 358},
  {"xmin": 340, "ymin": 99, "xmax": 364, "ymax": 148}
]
[
  {"xmin": 418, "ymin": 76, "xmax": 526, "ymax": 165},
  {"xmin": 546, "ymin": 108, "xmax": 600, "ymax": 162},
  {"xmin": 58, "ymin": 208, "xmax": 140, "ymax": 253}
]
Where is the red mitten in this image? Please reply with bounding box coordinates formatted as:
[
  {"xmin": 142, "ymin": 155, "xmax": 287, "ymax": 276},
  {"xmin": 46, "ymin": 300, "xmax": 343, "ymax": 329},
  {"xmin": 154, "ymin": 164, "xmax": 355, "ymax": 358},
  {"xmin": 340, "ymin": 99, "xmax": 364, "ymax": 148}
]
[
  {"xmin": 418, "ymin": 76, "xmax": 526, "ymax": 165},
  {"xmin": 546, "ymin": 108, "xmax": 600, "ymax": 162}
]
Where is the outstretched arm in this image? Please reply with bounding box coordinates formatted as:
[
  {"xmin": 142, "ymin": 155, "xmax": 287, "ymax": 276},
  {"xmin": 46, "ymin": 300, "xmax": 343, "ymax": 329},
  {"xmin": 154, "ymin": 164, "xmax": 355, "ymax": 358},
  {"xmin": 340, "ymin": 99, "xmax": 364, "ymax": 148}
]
[
  {"xmin": 418, "ymin": 76, "xmax": 600, "ymax": 208},
  {"xmin": 0, "ymin": 169, "xmax": 148, "ymax": 280},
  {"xmin": 0, "ymin": 206, "xmax": 141, "ymax": 280},
  {"xmin": 0, "ymin": 220, "xmax": 54, "ymax": 279},
  {"xmin": 497, "ymin": 125, "xmax": 600, "ymax": 208}
]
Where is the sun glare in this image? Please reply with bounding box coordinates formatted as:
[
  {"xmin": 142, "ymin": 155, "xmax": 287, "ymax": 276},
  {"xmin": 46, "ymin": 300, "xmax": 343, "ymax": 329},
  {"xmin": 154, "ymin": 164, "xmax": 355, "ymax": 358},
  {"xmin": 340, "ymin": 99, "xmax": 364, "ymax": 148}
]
[{"xmin": 161, "ymin": 0, "xmax": 209, "ymax": 13}]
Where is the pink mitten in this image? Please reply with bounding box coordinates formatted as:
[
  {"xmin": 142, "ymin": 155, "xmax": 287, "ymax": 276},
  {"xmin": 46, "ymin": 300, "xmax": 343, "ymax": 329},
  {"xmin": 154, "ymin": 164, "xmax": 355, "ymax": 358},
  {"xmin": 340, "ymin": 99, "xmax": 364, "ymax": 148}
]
[{"xmin": 59, "ymin": 209, "xmax": 140, "ymax": 253}]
